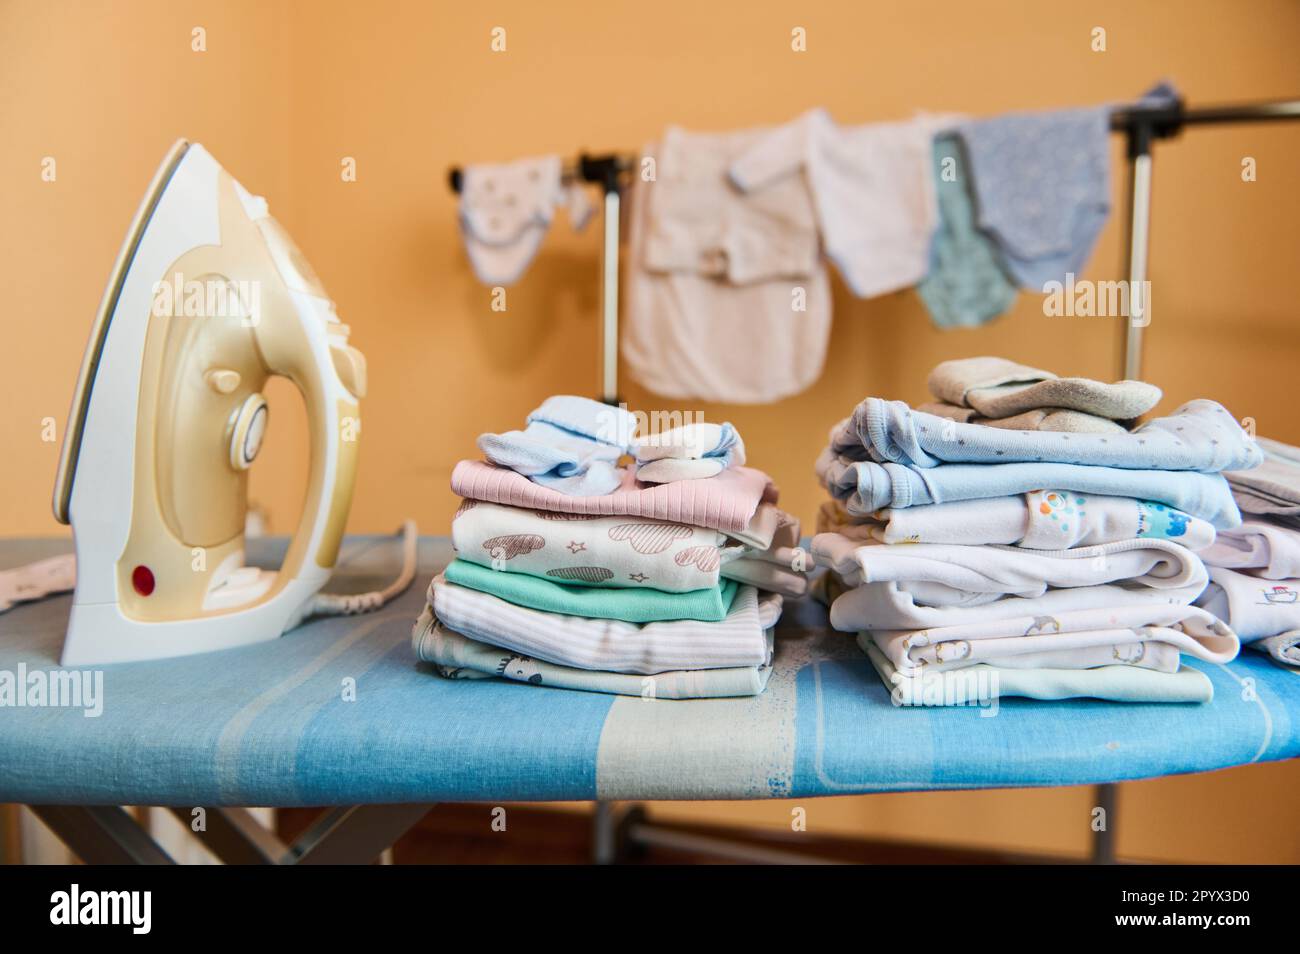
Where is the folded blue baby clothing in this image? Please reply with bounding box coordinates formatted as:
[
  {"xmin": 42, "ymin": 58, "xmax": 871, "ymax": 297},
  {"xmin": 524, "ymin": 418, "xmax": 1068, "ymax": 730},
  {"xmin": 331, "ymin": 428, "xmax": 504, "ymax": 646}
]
[
  {"xmin": 478, "ymin": 395, "xmax": 636, "ymax": 496},
  {"xmin": 958, "ymin": 106, "xmax": 1111, "ymax": 289},
  {"xmin": 917, "ymin": 135, "xmax": 1018, "ymax": 329},
  {"xmin": 816, "ymin": 452, "xmax": 1244, "ymax": 529},
  {"xmin": 829, "ymin": 397, "xmax": 1262, "ymax": 473}
]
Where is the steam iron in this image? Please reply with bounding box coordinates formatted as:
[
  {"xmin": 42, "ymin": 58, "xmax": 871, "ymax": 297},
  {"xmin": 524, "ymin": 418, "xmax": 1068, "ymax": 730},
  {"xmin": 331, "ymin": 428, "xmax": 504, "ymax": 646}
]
[{"xmin": 52, "ymin": 140, "xmax": 370, "ymax": 665}]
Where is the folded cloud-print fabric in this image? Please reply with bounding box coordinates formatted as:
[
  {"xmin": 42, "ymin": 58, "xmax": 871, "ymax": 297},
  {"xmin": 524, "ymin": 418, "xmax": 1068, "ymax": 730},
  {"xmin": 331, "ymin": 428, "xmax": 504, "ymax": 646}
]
[
  {"xmin": 427, "ymin": 575, "xmax": 778, "ymax": 673},
  {"xmin": 862, "ymin": 640, "xmax": 1215, "ymax": 705},
  {"xmin": 443, "ymin": 558, "xmax": 737, "ymax": 623},
  {"xmin": 414, "ymin": 609, "xmax": 775, "ymax": 699},
  {"xmin": 828, "ymin": 397, "xmax": 1260, "ymax": 472},
  {"xmin": 451, "ymin": 499, "xmax": 736, "ymax": 592},
  {"xmin": 452, "ymin": 460, "xmax": 777, "ymax": 535},
  {"xmin": 811, "ymin": 534, "xmax": 1207, "ymax": 606},
  {"xmin": 815, "ymin": 452, "xmax": 1243, "ymax": 529},
  {"xmin": 856, "ymin": 490, "xmax": 1215, "ymax": 551}
]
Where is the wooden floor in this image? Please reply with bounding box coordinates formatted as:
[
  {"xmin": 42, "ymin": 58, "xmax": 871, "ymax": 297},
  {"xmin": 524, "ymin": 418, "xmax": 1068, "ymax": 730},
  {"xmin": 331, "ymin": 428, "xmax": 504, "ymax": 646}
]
[{"xmin": 278, "ymin": 804, "xmax": 1059, "ymax": 864}]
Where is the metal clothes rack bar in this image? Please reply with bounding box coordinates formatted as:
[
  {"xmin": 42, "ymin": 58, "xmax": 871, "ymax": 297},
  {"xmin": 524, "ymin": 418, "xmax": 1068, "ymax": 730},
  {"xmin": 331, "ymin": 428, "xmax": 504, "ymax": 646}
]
[{"xmin": 449, "ymin": 153, "xmax": 634, "ymax": 405}]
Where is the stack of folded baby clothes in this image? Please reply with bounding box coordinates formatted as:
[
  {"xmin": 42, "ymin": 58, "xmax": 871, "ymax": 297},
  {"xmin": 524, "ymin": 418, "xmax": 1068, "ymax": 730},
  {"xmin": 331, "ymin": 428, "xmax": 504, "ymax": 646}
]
[
  {"xmin": 1197, "ymin": 437, "xmax": 1300, "ymax": 667},
  {"xmin": 812, "ymin": 357, "xmax": 1264, "ymax": 705},
  {"xmin": 412, "ymin": 395, "xmax": 809, "ymax": 699}
]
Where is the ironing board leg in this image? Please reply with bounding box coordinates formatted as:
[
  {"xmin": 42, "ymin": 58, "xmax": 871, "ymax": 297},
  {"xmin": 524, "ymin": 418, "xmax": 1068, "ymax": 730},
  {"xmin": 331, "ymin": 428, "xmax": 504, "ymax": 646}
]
[
  {"xmin": 28, "ymin": 805, "xmax": 175, "ymax": 865},
  {"xmin": 1092, "ymin": 783, "xmax": 1119, "ymax": 864},
  {"xmin": 592, "ymin": 800, "xmax": 618, "ymax": 864},
  {"xmin": 283, "ymin": 804, "xmax": 433, "ymax": 865},
  {"xmin": 167, "ymin": 806, "xmax": 287, "ymax": 865}
]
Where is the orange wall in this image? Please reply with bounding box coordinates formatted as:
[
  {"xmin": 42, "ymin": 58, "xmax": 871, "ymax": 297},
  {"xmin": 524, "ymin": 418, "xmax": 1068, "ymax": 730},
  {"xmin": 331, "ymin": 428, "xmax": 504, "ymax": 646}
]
[{"xmin": 3, "ymin": 0, "xmax": 1299, "ymax": 862}]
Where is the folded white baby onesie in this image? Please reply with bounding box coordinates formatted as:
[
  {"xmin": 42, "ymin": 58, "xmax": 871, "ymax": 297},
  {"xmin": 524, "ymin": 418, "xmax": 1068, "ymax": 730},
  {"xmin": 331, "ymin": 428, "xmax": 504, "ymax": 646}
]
[
  {"xmin": 862, "ymin": 640, "xmax": 1215, "ymax": 705},
  {"xmin": 812, "ymin": 534, "xmax": 1208, "ymax": 606},
  {"xmin": 451, "ymin": 499, "xmax": 737, "ymax": 592},
  {"xmin": 623, "ymin": 128, "xmax": 832, "ymax": 404},
  {"xmin": 1200, "ymin": 517, "xmax": 1300, "ymax": 579},
  {"xmin": 917, "ymin": 401, "xmax": 1128, "ymax": 435},
  {"xmin": 928, "ymin": 356, "xmax": 1161, "ymax": 421},
  {"xmin": 430, "ymin": 575, "xmax": 779, "ymax": 674},
  {"xmin": 729, "ymin": 108, "xmax": 944, "ymax": 299},
  {"xmin": 415, "ymin": 609, "xmax": 776, "ymax": 699},
  {"xmin": 864, "ymin": 491, "xmax": 1215, "ymax": 551},
  {"xmin": 905, "ymin": 639, "xmax": 1184, "ymax": 675},
  {"xmin": 459, "ymin": 155, "xmax": 592, "ymax": 286},
  {"xmin": 634, "ymin": 421, "xmax": 746, "ymax": 484},
  {"xmin": 869, "ymin": 607, "xmax": 1236, "ymax": 677},
  {"xmin": 829, "ymin": 577, "xmax": 1212, "ymax": 635},
  {"xmin": 1196, "ymin": 566, "xmax": 1300, "ymax": 642}
]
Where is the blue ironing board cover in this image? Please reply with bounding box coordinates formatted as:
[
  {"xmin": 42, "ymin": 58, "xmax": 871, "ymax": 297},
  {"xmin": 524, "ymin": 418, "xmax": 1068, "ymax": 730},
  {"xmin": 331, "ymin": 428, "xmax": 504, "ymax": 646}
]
[{"xmin": 0, "ymin": 537, "xmax": 1296, "ymax": 806}]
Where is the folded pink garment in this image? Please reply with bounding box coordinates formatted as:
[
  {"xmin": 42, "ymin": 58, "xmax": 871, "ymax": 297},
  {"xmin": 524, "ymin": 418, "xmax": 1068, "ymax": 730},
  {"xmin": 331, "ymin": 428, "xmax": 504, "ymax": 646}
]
[{"xmin": 451, "ymin": 460, "xmax": 777, "ymax": 534}]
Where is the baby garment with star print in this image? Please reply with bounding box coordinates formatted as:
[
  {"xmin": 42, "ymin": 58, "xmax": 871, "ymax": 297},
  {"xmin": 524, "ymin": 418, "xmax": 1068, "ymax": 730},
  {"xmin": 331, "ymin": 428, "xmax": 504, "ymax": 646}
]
[{"xmin": 450, "ymin": 499, "xmax": 740, "ymax": 593}]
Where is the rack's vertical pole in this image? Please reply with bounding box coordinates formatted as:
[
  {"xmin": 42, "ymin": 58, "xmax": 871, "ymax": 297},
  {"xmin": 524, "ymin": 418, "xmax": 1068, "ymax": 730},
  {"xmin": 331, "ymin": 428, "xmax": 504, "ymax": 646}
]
[
  {"xmin": 1121, "ymin": 124, "xmax": 1154, "ymax": 380},
  {"xmin": 598, "ymin": 184, "xmax": 621, "ymax": 404}
]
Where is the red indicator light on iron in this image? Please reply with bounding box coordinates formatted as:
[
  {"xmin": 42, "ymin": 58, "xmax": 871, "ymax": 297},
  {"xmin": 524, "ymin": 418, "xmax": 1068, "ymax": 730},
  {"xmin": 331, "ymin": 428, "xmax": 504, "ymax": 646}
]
[{"xmin": 132, "ymin": 565, "xmax": 156, "ymax": 596}]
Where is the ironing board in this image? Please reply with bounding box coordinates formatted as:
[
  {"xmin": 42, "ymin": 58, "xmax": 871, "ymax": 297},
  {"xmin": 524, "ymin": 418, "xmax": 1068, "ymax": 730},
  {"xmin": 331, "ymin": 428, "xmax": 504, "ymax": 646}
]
[{"xmin": 2, "ymin": 535, "xmax": 1298, "ymax": 863}]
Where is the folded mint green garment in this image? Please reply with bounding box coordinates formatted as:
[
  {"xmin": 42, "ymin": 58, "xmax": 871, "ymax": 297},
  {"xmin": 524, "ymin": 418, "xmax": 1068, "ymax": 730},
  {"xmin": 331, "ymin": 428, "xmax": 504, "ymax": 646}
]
[
  {"xmin": 861, "ymin": 637, "xmax": 1213, "ymax": 704},
  {"xmin": 443, "ymin": 558, "xmax": 738, "ymax": 622}
]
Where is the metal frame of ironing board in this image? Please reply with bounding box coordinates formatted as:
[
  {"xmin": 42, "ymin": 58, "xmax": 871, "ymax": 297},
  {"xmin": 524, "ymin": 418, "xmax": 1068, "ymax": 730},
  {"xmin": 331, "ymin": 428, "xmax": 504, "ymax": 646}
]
[{"xmin": 22, "ymin": 791, "xmax": 1122, "ymax": 865}]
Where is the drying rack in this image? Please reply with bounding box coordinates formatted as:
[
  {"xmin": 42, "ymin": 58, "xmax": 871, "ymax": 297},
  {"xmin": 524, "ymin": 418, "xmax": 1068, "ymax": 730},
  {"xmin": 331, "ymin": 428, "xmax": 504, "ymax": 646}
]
[{"xmin": 449, "ymin": 94, "xmax": 1300, "ymax": 398}]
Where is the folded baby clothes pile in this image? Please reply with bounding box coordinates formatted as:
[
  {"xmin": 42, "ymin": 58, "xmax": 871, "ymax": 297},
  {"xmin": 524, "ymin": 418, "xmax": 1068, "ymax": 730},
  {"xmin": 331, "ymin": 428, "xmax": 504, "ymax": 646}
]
[
  {"xmin": 812, "ymin": 368, "xmax": 1264, "ymax": 705},
  {"xmin": 413, "ymin": 396, "xmax": 810, "ymax": 698},
  {"xmin": 1197, "ymin": 438, "xmax": 1300, "ymax": 667}
]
